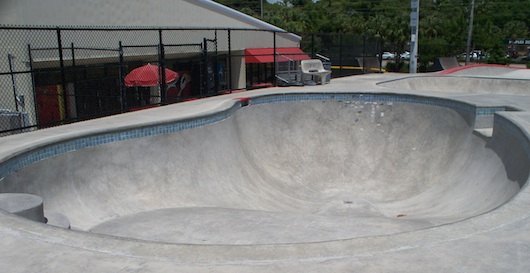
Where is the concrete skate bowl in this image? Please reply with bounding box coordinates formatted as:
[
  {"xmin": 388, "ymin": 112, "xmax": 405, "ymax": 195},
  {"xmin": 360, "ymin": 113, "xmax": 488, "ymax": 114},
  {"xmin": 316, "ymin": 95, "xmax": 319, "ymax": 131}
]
[{"xmin": 0, "ymin": 93, "xmax": 529, "ymax": 262}]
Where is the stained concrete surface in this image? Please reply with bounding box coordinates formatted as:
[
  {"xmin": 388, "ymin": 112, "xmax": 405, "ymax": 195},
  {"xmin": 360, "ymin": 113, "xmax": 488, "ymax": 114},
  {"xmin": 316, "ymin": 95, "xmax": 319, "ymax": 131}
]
[{"xmin": 1, "ymin": 65, "xmax": 530, "ymax": 272}]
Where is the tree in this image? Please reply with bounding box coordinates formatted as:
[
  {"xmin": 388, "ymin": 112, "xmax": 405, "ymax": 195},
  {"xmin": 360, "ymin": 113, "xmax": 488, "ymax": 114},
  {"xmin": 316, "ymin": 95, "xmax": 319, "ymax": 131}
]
[
  {"xmin": 503, "ymin": 21, "xmax": 529, "ymax": 40},
  {"xmin": 215, "ymin": 0, "xmax": 262, "ymax": 15},
  {"xmin": 284, "ymin": 0, "xmax": 312, "ymax": 7},
  {"xmin": 214, "ymin": 0, "xmax": 530, "ymax": 65}
]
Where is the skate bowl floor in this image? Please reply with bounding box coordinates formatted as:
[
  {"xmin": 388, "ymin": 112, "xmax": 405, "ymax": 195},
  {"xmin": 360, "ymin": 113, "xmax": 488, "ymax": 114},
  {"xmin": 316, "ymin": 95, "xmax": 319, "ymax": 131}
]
[
  {"xmin": 1, "ymin": 65, "xmax": 530, "ymax": 271},
  {"xmin": 43, "ymin": 100, "xmax": 520, "ymax": 244},
  {"xmin": 2, "ymin": 98, "xmax": 522, "ymax": 245}
]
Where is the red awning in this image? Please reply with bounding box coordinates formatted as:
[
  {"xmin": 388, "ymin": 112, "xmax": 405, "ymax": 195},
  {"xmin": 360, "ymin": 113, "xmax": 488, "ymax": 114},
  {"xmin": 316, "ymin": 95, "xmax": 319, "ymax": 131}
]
[{"xmin": 245, "ymin": 47, "xmax": 310, "ymax": 63}]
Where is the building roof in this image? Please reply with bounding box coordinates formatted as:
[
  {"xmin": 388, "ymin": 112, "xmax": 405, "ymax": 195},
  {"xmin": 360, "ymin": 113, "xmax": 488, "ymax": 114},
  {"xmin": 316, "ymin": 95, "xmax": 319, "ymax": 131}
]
[
  {"xmin": 0, "ymin": 0, "xmax": 290, "ymax": 31},
  {"xmin": 0, "ymin": 0, "xmax": 301, "ymax": 45}
]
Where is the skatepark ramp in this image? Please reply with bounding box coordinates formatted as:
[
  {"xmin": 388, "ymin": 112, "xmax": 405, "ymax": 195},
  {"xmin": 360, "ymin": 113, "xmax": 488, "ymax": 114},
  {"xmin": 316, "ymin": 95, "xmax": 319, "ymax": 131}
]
[
  {"xmin": 0, "ymin": 93, "xmax": 524, "ymax": 245},
  {"xmin": 431, "ymin": 56, "xmax": 460, "ymax": 71},
  {"xmin": 379, "ymin": 76, "xmax": 530, "ymax": 95}
]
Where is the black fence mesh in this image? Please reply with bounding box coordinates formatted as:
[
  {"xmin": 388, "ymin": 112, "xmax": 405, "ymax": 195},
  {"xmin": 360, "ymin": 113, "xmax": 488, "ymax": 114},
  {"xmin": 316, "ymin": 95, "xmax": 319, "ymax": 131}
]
[
  {"xmin": 0, "ymin": 26, "xmax": 382, "ymax": 136},
  {"xmin": 301, "ymin": 33, "xmax": 383, "ymax": 76}
]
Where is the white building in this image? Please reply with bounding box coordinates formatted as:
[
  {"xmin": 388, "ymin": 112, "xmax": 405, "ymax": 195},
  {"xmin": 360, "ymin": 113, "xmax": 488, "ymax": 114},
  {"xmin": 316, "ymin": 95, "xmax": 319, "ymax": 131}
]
[{"xmin": 0, "ymin": 0, "xmax": 306, "ymax": 131}]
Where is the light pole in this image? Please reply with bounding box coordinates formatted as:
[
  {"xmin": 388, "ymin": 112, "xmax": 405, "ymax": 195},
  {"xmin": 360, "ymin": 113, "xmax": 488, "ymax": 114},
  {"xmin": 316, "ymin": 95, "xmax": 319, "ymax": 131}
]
[
  {"xmin": 409, "ymin": 0, "xmax": 419, "ymax": 73},
  {"xmin": 465, "ymin": 0, "xmax": 475, "ymax": 65}
]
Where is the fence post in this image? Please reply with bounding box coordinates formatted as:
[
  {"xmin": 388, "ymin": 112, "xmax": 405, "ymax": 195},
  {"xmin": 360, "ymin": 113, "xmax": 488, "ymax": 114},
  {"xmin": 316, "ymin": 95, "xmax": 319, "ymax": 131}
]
[
  {"xmin": 158, "ymin": 29, "xmax": 167, "ymax": 105},
  {"xmin": 56, "ymin": 28, "xmax": 68, "ymax": 122},
  {"xmin": 27, "ymin": 44, "xmax": 38, "ymax": 121},
  {"xmin": 273, "ymin": 31, "xmax": 277, "ymax": 87},
  {"xmin": 339, "ymin": 33, "xmax": 343, "ymax": 76},
  {"xmin": 202, "ymin": 37, "xmax": 207, "ymax": 97},
  {"xmin": 118, "ymin": 41, "xmax": 126, "ymax": 112},
  {"xmin": 213, "ymin": 30, "xmax": 219, "ymax": 94},
  {"xmin": 363, "ymin": 35, "xmax": 367, "ymax": 74},
  {"xmin": 7, "ymin": 54, "xmax": 18, "ymax": 112},
  {"xmin": 70, "ymin": 43, "xmax": 76, "ymax": 67},
  {"xmin": 227, "ymin": 29, "xmax": 232, "ymax": 93},
  {"xmin": 378, "ymin": 36, "xmax": 383, "ymax": 73}
]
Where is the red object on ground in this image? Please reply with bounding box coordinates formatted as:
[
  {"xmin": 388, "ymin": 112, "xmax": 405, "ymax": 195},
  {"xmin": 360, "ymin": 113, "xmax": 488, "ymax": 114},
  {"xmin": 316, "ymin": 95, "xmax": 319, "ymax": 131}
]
[
  {"xmin": 437, "ymin": 64, "xmax": 516, "ymax": 75},
  {"xmin": 244, "ymin": 47, "xmax": 311, "ymax": 63},
  {"xmin": 125, "ymin": 64, "xmax": 179, "ymax": 87}
]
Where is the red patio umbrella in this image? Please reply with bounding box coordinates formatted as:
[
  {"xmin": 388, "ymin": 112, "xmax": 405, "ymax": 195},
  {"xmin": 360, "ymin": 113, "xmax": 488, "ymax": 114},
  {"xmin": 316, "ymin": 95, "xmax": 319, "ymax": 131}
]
[{"xmin": 124, "ymin": 63, "xmax": 179, "ymax": 87}]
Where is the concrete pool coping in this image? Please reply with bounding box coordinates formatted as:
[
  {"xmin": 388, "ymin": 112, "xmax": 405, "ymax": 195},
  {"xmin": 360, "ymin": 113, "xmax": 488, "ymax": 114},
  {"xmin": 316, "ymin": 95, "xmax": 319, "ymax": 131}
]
[{"xmin": 1, "ymin": 69, "xmax": 530, "ymax": 271}]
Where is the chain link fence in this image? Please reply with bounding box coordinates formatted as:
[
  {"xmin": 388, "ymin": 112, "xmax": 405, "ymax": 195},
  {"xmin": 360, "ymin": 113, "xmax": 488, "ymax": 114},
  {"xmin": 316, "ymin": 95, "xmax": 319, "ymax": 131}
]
[
  {"xmin": 301, "ymin": 33, "xmax": 383, "ymax": 76},
  {"xmin": 0, "ymin": 26, "xmax": 382, "ymax": 136}
]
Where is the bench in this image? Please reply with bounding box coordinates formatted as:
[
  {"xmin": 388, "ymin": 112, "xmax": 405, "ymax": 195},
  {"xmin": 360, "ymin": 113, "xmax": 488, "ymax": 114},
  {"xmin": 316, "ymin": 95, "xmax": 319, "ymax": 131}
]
[{"xmin": 301, "ymin": 59, "xmax": 332, "ymax": 85}]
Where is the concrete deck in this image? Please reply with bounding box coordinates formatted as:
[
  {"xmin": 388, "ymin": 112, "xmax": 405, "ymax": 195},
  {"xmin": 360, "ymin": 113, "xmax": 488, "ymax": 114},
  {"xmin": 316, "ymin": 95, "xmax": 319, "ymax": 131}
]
[{"xmin": 1, "ymin": 65, "xmax": 530, "ymax": 272}]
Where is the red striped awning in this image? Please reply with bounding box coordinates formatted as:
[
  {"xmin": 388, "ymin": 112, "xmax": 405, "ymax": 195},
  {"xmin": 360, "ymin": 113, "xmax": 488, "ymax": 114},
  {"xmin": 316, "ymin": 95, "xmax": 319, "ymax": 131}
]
[{"xmin": 245, "ymin": 47, "xmax": 310, "ymax": 63}]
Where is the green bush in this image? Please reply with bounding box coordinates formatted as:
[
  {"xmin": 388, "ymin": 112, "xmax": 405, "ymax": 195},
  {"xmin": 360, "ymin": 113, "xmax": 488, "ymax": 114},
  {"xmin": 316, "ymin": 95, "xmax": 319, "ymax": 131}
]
[
  {"xmin": 486, "ymin": 44, "xmax": 510, "ymax": 65},
  {"xmin": 399, "ymin": 62, "xmax": 410, "ymax": 73},
  {"xmin": 385, "ymin": 61, "xmax": 408, "ymax": 72}
]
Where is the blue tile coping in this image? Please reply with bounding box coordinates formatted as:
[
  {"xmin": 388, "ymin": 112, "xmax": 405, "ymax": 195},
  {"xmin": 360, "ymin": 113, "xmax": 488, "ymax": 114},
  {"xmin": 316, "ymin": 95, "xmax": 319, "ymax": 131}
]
[{"xmin": 0, "ymin": 92, "xmax": 522, "ymax": 180}]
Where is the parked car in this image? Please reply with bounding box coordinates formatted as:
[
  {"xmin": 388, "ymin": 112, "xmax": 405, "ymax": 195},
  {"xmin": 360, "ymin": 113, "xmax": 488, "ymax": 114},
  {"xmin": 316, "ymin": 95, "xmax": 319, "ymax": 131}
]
[
  {"xmin": 400, "ymin": 51, "xmax": 410, "ymax": 60},
  {"xmin": 460, "ymin": 51, "xmax": 487, "ymax": 61},
  {"xmin": 514, "ymin": 55, "xmax": 530, "ymax": 62},
  {"xmin": 377, "ymin": 51, "xmax": 395, "ymax": 60},
  {"xmin": 460, "ymin": 52, "xmax": 478, "ymax": 60}
]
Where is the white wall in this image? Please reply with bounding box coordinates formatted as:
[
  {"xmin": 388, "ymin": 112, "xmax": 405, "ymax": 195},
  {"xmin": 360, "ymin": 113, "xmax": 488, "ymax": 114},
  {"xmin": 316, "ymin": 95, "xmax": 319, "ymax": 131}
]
[
  {"xmin": 0, "ymin": 0, "xmax": 294, "ymax": 34},
  {"xmin": 0, "ymin": 0, "xmax": 302, "ymax": 124},
  {"xmin": 0, "ymin": 0, "xmax": 301, "ymax": 64}
]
